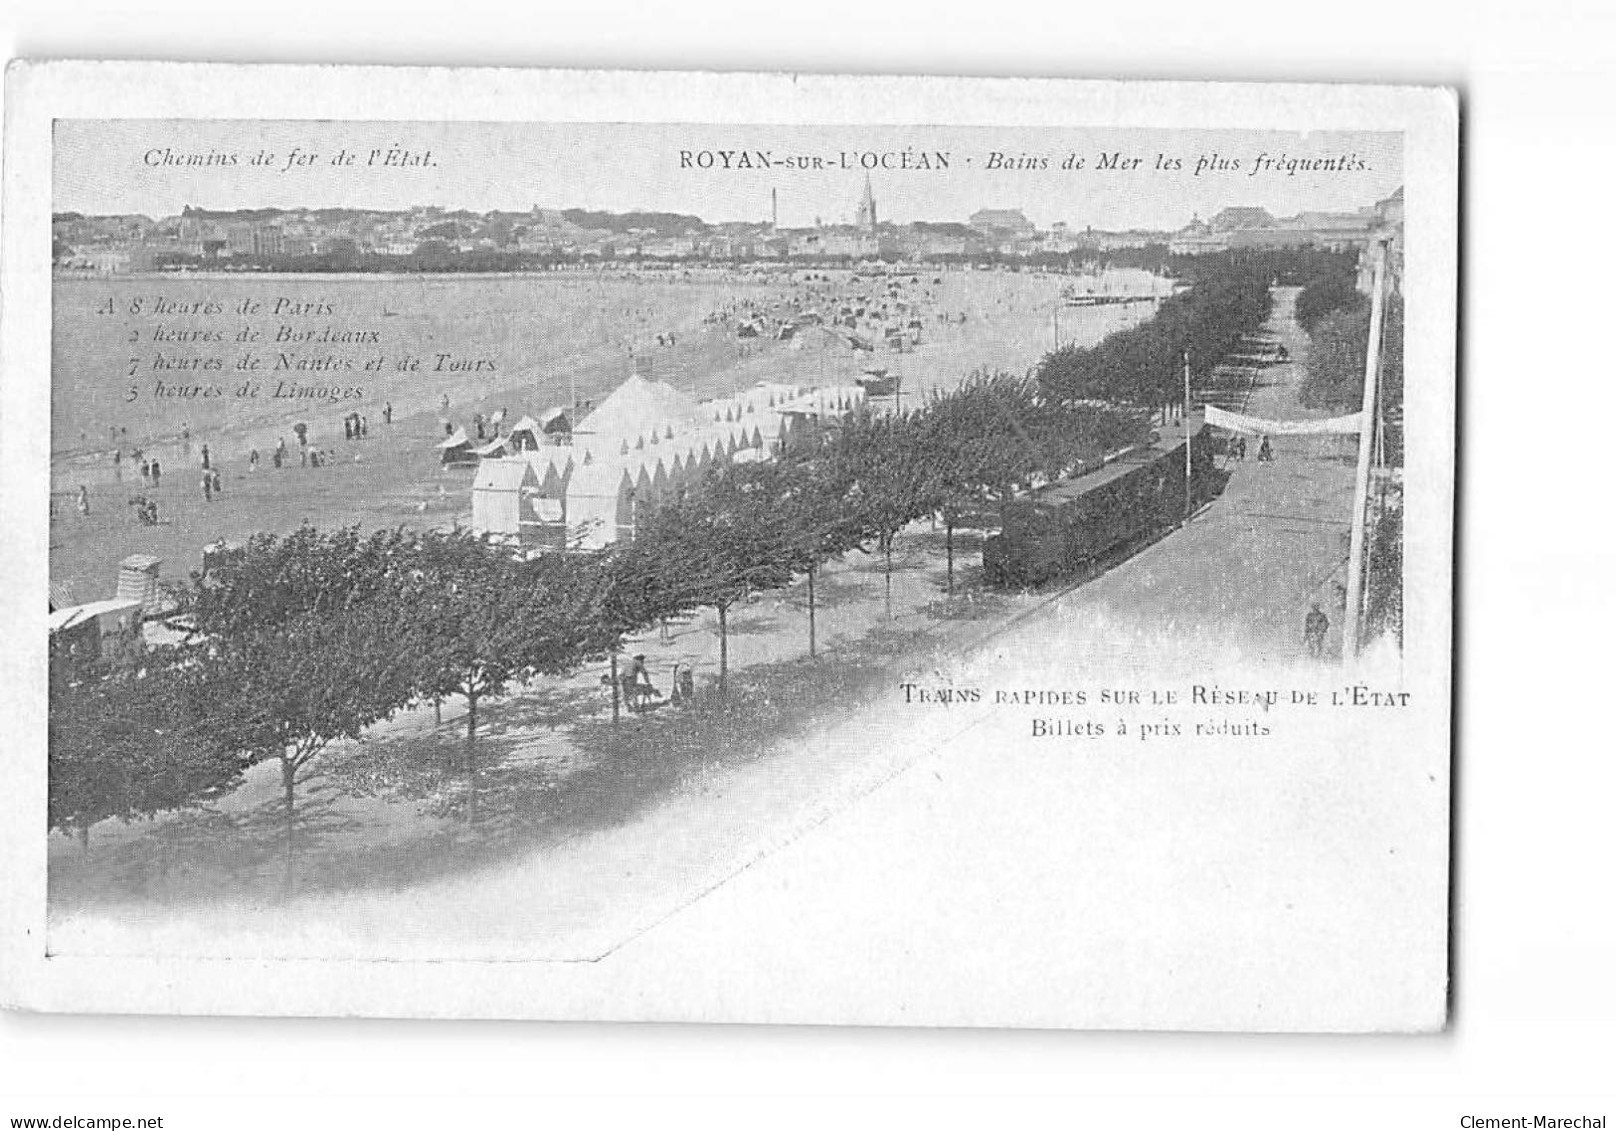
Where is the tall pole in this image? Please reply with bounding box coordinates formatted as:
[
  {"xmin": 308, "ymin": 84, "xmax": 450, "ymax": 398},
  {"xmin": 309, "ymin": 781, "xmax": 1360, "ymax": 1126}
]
[
  {"xmin": 1342, "ymin": 239, "xmax": 1389, "ymax": 660},
  {"xmin": 1182, "ymin": 348, "xmax": 1193, "ymax": 528}
]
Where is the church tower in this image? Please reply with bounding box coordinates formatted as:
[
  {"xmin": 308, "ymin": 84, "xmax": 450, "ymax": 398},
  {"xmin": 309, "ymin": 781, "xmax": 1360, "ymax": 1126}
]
[{"xmin": 855, "ymin": 173, "xmax": 877, "ymax": 232}]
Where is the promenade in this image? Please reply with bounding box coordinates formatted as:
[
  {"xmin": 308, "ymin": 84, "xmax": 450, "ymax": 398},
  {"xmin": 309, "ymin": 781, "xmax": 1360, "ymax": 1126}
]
[{"xmin": 45, "ymin": 286, "xmax": 1442, "ymax": 1023}]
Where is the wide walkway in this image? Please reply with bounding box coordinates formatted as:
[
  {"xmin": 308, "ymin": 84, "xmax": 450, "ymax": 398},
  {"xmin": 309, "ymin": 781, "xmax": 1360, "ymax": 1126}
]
[
  {"xmin": 1052, "ymin": 285, "xmax": 1360, "ymax": 663},
  {"xmin": 48, "ymin": 288, "xmax": 1444, "ymax": 1032}
]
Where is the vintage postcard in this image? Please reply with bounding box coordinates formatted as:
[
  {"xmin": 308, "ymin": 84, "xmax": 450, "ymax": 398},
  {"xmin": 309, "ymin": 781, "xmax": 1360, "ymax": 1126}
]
[{"xmin": 0, "ymin": 64, "xmax": 1457, "ymax": 1028}]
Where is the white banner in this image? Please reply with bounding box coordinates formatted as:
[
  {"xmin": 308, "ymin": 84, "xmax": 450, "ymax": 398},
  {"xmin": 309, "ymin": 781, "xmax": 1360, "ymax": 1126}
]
[{"xmin": 1205, "ymin": 404, "xmax": 1365, "ymax": 435}]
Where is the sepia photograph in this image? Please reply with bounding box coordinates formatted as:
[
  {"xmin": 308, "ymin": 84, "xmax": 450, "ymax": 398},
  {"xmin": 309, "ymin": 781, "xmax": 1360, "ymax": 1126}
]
[{"xmin": 2, "ymin": 68, "xmax": 1457, "ymax": 1030}]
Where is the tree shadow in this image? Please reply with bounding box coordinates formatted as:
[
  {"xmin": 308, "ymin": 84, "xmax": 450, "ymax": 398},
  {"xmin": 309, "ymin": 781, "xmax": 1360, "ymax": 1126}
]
[
  {"xmin": 64, "ymin": 783, "xmax": 365, "ymax": 903},
  {"xmin": 716, "ymin": 609, "xmax": 785, "ymax": 636},
  {"xmin": 918, "ymin": 587, "xmax": 1015, "ymax": 624},
  {"xmin": 247, "ymin": 620, "xmax": 940, "ymax": 896},
  {"xmin": 64, "ymin": 609, "xmax": 946, "ymax": 907},
  {"xmin": 776, "ymin": 569, "xmax": 879, "ymax": 614}
]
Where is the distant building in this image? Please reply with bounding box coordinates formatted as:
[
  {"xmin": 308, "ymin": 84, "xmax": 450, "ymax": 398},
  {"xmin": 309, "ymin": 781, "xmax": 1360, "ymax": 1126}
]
[
  {"xmin": 968, "ymin": 208, "xmax": 1036, "ymax": 241},
  {"xmin": 226, "ymin": 223, "xmax": 256, "ymax": 256},
  {"xmin": 252, "ymin": 225, "xmax": 284, "ymax": 257},
  {"xmin": 1210, "ymin": 206, "xmax": 1277, "ymax": 232},
  {"xmin": 1357, "ymin": 187, "xmax": 1406, "ymax": 296},
  {"xmin": 855, "ymin": 174, "xmax": 878, "ymax": 232},
  {"xmin": 1172, "ymin": 197, "xmax": 1394, "ymax": 256}
]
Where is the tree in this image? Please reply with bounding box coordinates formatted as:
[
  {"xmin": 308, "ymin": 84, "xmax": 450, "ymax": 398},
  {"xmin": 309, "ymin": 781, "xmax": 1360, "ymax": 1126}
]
[
  {"xmin": 1299, "ymin": 292, "xmax": 1403, "ymax": 424},
  {"xmin": 184, "ymin": 524, "xmax": 417, "ymax": 639},
  {"xmin": 929, "ymin": 371, "xmax": 1071, "ymax": 526},
  {"xmin": 1035, "ymin": 264, "xmax": 1272, "ymax": 413},
  {"xmin": 612, "ymin": 462, "xmax": 800, "ymax": 693},
  {"xmin": 48, "ymin": 650, "xmax": 248, "ymax": 850},
  {"xmin": 197, "ymin": 599, "xmax": 419, "ymax": 892},
  {"xmin": 822, "ymin": 411, "xmax": 938, "ymax": 615},
  {"xmin": 1295, "ymin": 275, "xmax": 1364, "ymax": 333},
  {"xmin": 403, "ymin": 531, "xmax": 606, "ymax": 812}
]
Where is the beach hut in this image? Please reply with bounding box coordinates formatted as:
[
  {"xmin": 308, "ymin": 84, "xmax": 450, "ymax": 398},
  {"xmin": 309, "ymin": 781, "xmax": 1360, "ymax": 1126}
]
[
  {"xmin": 116, "ymin": 554, "xmax": 164, "ymax": 615},
  {"xmin": 437, "ymin": 427, "xmax": 477, "ymax": 466},
  {"xmin": 505, "ymin": 415, "xmax": 544, "ymax": 452},
  {"xmin": 538, "ymin": 407, "xmax": 572, "ymax": 437},
  {"xmin": 48, "ymin": 596, "xmax": 145, "ymax": 673}
]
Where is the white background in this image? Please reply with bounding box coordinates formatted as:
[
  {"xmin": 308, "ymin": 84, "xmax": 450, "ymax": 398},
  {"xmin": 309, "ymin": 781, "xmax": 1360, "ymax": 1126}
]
[{"xmin": 1, "ymin": 2, "xmax": 1610, "ymax": 1127}]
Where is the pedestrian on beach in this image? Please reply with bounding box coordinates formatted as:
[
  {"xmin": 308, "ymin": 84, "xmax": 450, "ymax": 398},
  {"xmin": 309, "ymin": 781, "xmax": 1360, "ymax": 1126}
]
[
  {"xmin": 211, "ymin": 468, "xmax": 222, "ymax": 495},
  {"xmin": 201, "ymin": 472, "xmax": 212, "ymax": 502},
  {"xmin": 474, "ymin": 413, "xmax": 485, "ymax": 440},
  {"xmin": 140, "ymin": 458, "xmax": 151, "ymax": 484},
  {"xmin": 76, "ymin": 485, "xmax": 90, "ymax": 518},
  {"xmin": 200, "ymin": 443, "xmax": 210, "ymax": 470},
  {"xmin": 249, "ymin": 449, "xmax": 259, "ymax": 472},
  {"xmin": 383, "ymin": 401, "xmax": 393, "ymax": 425},
  {"xmin": 1304, "ymin": 603, "xmax": 1330, "ymax": 658},
  {"xmin": 150, "ymin": 460, "xmax": 162, "ymax": 487},
  {"xmin": 1257, "ymin": 436, "xmax": 1273, "ymax": 463},
  {"xmin": 359, "ymin": 415, "xmax": 368, "ymax": 438}
]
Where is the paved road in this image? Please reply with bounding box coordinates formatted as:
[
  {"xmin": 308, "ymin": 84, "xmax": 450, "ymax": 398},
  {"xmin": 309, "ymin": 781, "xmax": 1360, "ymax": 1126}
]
[
  {"xmin": 557, "ymin": 286, "xmax": 1443, "ymax": 1030},
  {"xmin": 1061, "ymin": 285, "xmax": 1359, "ymax": 665}
]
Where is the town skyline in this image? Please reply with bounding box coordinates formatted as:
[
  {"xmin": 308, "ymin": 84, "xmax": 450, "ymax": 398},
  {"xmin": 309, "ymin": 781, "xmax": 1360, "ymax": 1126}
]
[
  {"xmin": 54, "ymin": 121, "xmax": 1403, "ymax": 233},
  {"xmin": 53, "ymin": 184, "xmax": 1405, "ymax": 273}
]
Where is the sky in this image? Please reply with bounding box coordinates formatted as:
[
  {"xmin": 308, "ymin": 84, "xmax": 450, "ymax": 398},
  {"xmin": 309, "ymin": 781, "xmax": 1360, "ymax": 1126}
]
[{"xmin": 54, "ymin": 121, "xmax": 1403, "ymax": 231}]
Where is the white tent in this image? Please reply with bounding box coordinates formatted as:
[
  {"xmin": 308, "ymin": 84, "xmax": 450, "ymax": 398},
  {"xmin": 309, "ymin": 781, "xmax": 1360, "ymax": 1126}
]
[
  {"xmin": 574, "ymin": 375, "xmax": 704, "ymax": 443},
  {"xmin": 566, "ymin": 460, "xmax": 638, "ymax": 550},
  {"xmin": 471, "ymin": 459, "xmax": 540, "ymax": 538}
]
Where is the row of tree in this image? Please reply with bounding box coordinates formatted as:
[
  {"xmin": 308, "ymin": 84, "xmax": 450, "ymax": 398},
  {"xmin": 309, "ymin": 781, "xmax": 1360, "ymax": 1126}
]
[
  {"xmin": 1032, "ymin": 264, "xmax": 1274, "ymax": 409},
  {"xmin": 49, "ymin": 377, "xmax": 1146, "ymax": 861},
  {"xmin": 52, "ymin": 256, "xmax": 1285, "ymax": 869},
  {"xmin": 1295, "ymin": 270, "xmax": 1405, "ymax": 468}
]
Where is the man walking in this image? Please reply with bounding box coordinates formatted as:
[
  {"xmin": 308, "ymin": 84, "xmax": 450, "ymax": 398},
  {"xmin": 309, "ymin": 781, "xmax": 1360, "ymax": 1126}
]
[{"xmin": 1304, "ymin": 603, "xmax": 1330, "ymax": 659}]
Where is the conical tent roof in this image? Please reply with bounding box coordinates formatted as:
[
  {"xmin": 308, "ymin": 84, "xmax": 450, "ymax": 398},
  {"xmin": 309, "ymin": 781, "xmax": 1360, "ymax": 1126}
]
[{"xmin": 576, "ymin": 375, "xmax": 703, "ymax": 442}]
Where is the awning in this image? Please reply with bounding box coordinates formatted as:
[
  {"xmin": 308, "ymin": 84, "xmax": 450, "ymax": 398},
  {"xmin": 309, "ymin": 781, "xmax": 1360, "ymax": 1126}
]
[{"xmin": 1205, "ymin": 405, "xmax": 1364, "ymax": 436}]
